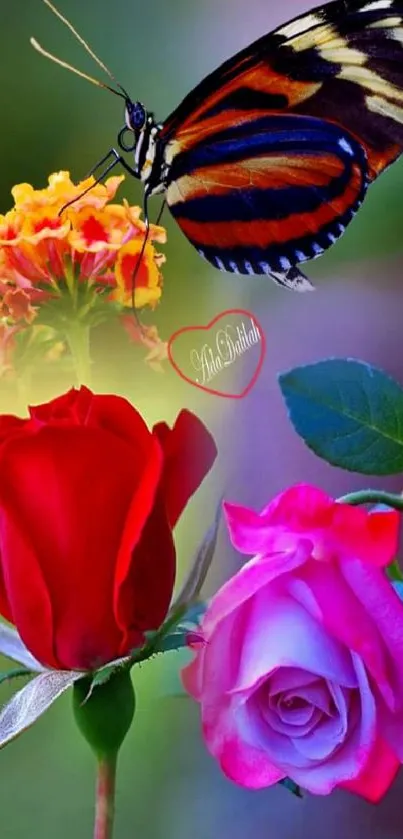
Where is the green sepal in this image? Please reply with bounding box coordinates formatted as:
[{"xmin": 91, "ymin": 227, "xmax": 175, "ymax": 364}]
[
  {"xmin": 84, "ymin": 659, "xmax": 132, "ymax": 700},
  {"xmin": 0, "ymin": 668, "xmax": 33, "ymax": 687},
  {"xmin": 279, "ymin": 778, "xmax": 304, "ymax": 798},
  {"xmin": 128, "ymin": 600, "xmax": 207, "ymax": 665},
  {"xmin": 386, "ymin": 559, "xmax": 403, "ymax": 582},
  {"xmin": 145, "ymin": 628, "xmax": 191, "ymax": 654},
  {"xmin": 73, "ymin": 666, "xmax": 135, "ymax": 760},
  {"xmin": 171, "ymin": 500, "xmax": 222, "ymax": 611}
]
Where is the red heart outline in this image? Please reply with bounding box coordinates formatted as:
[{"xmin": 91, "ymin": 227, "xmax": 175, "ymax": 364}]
[{"xmin": 167, "ymin": 309, "xmax": 266, "ymax": 399}]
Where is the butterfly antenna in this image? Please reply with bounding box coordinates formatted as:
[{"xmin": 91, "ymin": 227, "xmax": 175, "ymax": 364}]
[
  {"xmin": 32, "ymin": 0, "xmax": 130, "ymax": 100},
  {"xmin": 30, "ymin": 38, "xmax": 125, "ymax": 97}
]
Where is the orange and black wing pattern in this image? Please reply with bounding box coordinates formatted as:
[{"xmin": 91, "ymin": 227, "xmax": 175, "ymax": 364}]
[{"xmin": 160, "ymin": 0, "xmax": 403, "ymax": 286}]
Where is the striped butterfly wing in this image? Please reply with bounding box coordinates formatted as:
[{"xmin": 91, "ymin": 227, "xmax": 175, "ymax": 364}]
[{"xmin": 160, "ymin": 0, "xmax": 403, "ymax": 285}]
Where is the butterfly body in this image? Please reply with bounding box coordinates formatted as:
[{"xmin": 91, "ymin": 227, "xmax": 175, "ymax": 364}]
[{"xmin": 117, "ymin": 0, "xmax": 403, "ymax": 289}]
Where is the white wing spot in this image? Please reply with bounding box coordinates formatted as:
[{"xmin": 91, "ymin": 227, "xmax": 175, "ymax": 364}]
[
  {"xmin": 244, "ymin": 261, "xmax": 255, "ymax": 275},
  {"xmin": 367, "ymin": 93, "xmax": 403, "ymax": 124},
  {"xmin": 214, "ymin": 257, "xmax": 226, "ymax": 271},
  {"xmin": 277, "ymin": 13, "xmax": 324, "ymax": 39},
  {"xmin": 388, "ymin": 25, "xmax": 403, "ymax": 45},
  {"xmin": 368, "ymin": 16, "xmax": 402, "ymax": 29},
  {"xmin": 338, "ymin": 137, "xmax": 354, "ymax": 157},
  {"xmin": 361, "ymin": 0, "xmax": 392, "ymax": 11},
  {"xmin": 279, "ymin": 256, "xmax": 292, "ymax": 270},
  {"xmin": 337, "ymin": 64, "xmax": 403, "ymax": 102},
  {"xmin": 258, "ymin": 261, "xmax": 273, "ymax": 274},
  {"xmin": 312, "ymin": 243, "xmax": 324, "ymax": 255}
]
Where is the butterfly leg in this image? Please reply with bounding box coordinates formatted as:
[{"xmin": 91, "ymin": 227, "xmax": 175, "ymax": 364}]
[
  {"xmin": 154, "ymin": 199, "xmax": 167, "ymax": 227},
  {"xmin": 125, "ymin": 191, "xmax": 151, "ymax": 334},
  {"xmin": 59, "ymin": 150, "xmax": 139, "ymax": 215},
  {"xmin": 269, "ymin": 265, "xmax": 315, "ymax": 292},
  {"xmin": 85, "ymin": 148, "xmax": 139, "ymax": 181},
  {"xmin": 84, "ymin": 149, "xmax": 120, "ymax": 179}
]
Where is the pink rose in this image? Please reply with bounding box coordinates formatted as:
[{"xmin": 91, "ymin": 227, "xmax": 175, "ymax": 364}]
[{"xmin": 182, "ymin": 485, "xmax": 403, "ymax": 801}]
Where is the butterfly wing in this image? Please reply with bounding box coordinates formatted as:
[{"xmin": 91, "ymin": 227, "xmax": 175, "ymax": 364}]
[
  {"xmin": 165, "ymin": 113, "xmax": 368, "ymax": 282},
  {"xmin": 160, "ymin": 0, "xmax": 403, "ymax": 282}
]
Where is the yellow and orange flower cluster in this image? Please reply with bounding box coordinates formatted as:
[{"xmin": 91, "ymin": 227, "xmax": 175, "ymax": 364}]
[{"xmin": 0, "ymin": 170, "xmax": 166, "ymax": 317}]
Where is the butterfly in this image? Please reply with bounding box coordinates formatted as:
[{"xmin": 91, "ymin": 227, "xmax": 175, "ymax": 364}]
[{"xmin": 33, "ymin": 0, "xmax": 403, "ymax": 291}]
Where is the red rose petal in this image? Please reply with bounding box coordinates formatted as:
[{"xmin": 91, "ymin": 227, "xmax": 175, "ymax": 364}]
[
  {"xmin": 0, "ymin": 424, "xmax": 156, "ymax": 670},
  {"xmin": 153, "ymin": 410, "xmax": 217, "ymax": 528}
]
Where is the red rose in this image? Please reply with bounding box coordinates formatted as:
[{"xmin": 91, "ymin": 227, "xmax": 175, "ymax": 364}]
[{"xmin": 0, "ymin": 387, "xmax": 216, "ymax": 671}]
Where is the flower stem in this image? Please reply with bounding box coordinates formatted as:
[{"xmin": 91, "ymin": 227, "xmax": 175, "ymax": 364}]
[
  {"xmin": 65, "ymin": 322, "xmax": 92, "ymax": 386},
  {"xmin": 94, "ymin": 754, "xmax": 117, "ymax": 839},
  {"xmin": 338, "ymin": 490, "xmax": 403, "ymax": 511},
  {"xmin": 16, "ymin": 370, "xmax": 33, "ymax": 416}
]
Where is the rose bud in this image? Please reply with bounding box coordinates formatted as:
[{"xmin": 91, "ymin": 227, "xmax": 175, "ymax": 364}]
[{"xmin": 0, "ymin": 386, "xmax": 216, "ymax": 671}]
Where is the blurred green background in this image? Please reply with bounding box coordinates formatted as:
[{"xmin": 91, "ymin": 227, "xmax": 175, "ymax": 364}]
[{"xmin": 2, "ymin": 1, "xmax": 403, "ymax": 837}]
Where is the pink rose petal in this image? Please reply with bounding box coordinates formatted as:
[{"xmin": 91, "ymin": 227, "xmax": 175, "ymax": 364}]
[{"xmin": 183, "ymin": 485, "xmax": 403, "ymax": 801}]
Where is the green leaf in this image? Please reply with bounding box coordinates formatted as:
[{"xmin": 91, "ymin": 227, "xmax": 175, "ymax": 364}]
[
  {"xmin": 279, "ymin": 778, "xmax": 303, "ymax": 798},
  {"xmin": 279, "ymin": 359, "xmax": 403, "ymax": 475},
  {"xmin": 0, "ymin": 671, "xmax": 82, "ymax": 751},
  {"xmin": 386, "ymin": 559, "xmax": 403, "ymax": 582}
]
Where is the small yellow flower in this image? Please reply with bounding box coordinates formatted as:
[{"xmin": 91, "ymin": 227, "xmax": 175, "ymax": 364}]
[
  {"xmin": 1, "ymin": 171, "xmax": 165, "ymax": 309},
  {"xmin": 21, "ymin": 207, "xmax": 71, "ymax": 245},
  {"xmin": 11, "ymin": 171, "xmax": 125, "ymax": 213},
  {"xmin": 0, "ymin": 211, "xmax": 24, "ymax": 246},
  {"xmin": 114, "ymin": 239, "xmax": 164, "ymax": 309}
]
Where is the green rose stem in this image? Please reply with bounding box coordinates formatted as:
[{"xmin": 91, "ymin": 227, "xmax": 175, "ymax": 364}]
[
  {"xmin": 73, "ymin": 668, "xmax": 136, "ymax": 839},
  {"xmin": 339, "ymin": 490, "xmax": 403, "ymax": 511}
]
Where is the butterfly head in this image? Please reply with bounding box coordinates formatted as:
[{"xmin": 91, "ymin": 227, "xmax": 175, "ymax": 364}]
[
  {"xmin": 118, "ymin": 99, "xmax": 162, "ymax": 187},
  {"xmin": 124, "ymin": 100, "xmax": 147, "ymax": 132}
]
